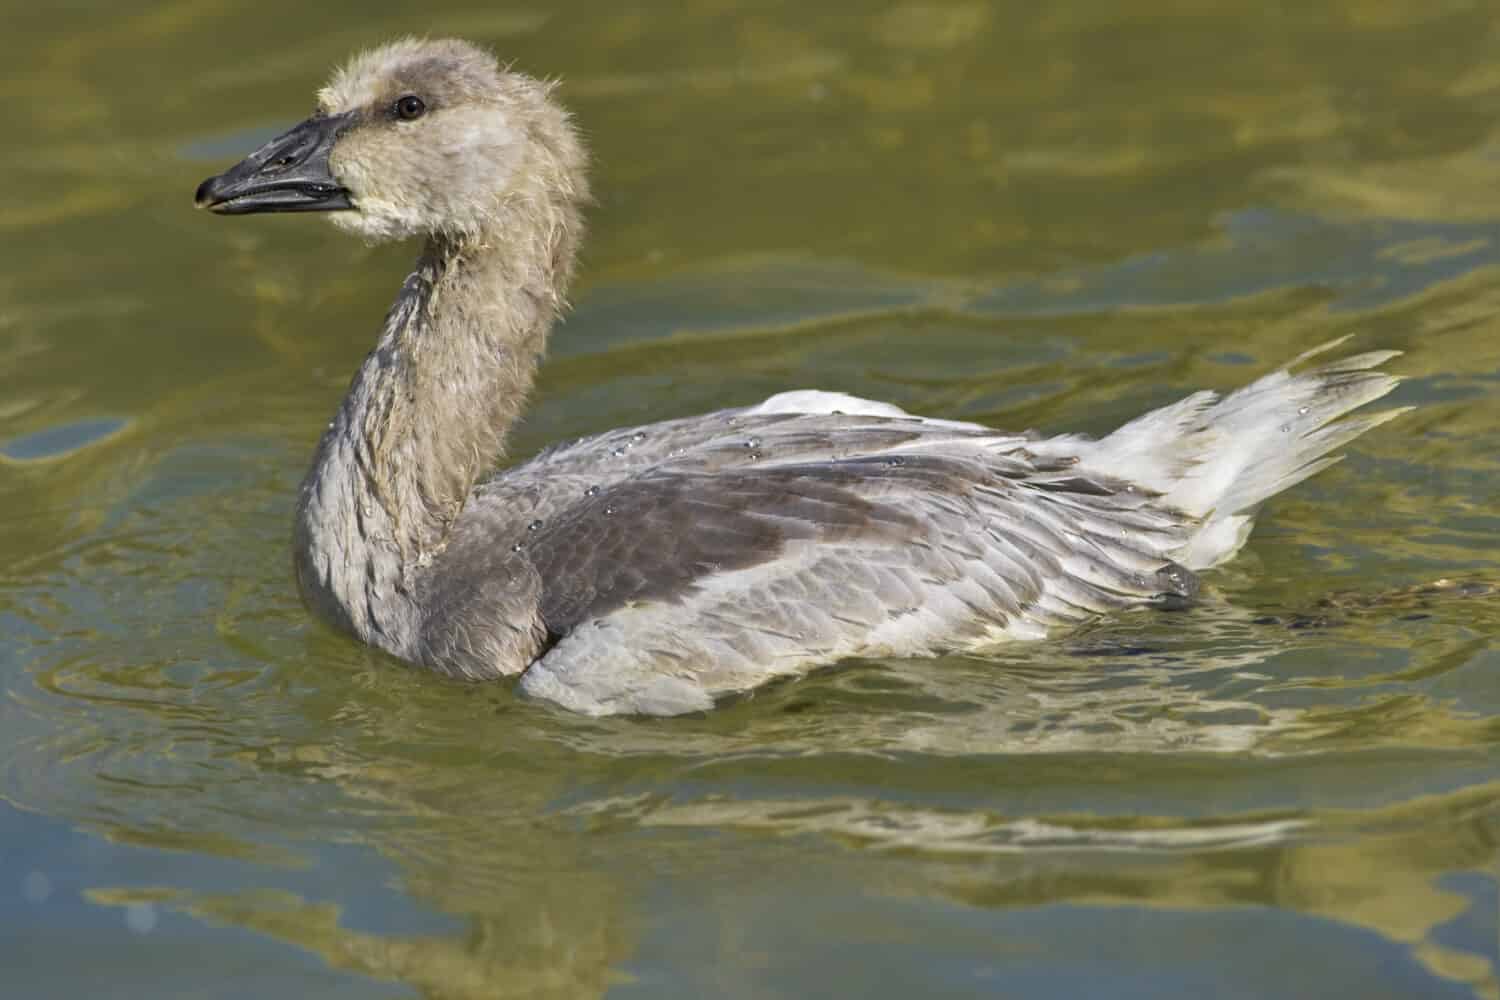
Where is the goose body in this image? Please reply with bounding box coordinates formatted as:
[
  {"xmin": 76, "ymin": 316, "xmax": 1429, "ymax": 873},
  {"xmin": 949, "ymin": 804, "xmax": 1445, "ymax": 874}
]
[{"xmin": 196, "ymin": 39, "xmax": 1403, "ymax": 715}]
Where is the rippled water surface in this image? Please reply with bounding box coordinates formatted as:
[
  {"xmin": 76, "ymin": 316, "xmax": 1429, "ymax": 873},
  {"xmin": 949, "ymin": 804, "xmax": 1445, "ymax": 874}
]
[{"xmin": 3, "ymin": 1, "xmax": 1499, "ymax": 996}]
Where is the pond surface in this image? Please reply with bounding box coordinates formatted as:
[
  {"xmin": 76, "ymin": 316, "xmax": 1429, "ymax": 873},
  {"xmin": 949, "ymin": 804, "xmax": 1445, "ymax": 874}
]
[{"xmin": 3, "ymin": 1, "xmax": 1499, "ymax": 996}]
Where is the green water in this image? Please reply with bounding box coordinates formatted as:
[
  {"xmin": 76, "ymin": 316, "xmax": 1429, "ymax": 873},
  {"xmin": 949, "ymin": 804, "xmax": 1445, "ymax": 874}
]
[{"xmin": 3, "ymin": 1, "xmax": 1499, "ymax": 996}]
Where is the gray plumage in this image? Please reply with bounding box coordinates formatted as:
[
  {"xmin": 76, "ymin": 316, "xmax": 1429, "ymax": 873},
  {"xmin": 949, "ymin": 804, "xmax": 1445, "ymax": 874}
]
[{"xmin": 196, "ymin": 38, "xmax": 1406, "ymax": 715}]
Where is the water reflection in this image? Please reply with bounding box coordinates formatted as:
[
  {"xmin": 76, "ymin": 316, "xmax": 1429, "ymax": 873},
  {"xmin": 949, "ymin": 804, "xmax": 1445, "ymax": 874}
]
[
  {"xmin": 90, "ymin": 874, "xmax": 633, "ymax": 999},
  {"xmin": 8, "ymin": 504, "xmax": 1495, "ymax": 996},
  {"xmin": 4, "ymin": 257, "xmax": 1497, "ymax": 995},
  {"xmin": 4, "ymin": 275, "xmax": 1496, "ymax": 996},
  {"xmin": 3, "ymin": 0, "xmax": 1500, "ymax": 995}
]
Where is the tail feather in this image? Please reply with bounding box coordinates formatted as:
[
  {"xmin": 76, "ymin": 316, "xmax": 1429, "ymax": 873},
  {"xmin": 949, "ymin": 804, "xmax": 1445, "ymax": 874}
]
[{"xmin": 1061, "ymin": 338, "xmax": 1405, "ymax": 570}]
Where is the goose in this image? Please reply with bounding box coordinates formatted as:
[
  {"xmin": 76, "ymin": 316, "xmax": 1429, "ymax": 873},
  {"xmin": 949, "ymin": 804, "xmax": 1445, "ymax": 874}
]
[{"xmin": 194, "ymin": 38, "xmax": 1404, "ymax": 716}]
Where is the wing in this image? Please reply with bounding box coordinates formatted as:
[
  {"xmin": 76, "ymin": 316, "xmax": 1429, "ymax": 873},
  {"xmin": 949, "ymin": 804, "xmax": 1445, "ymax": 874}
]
[
  {"xmin": 515, "ymin": 450, "xmax": 1197, "ymax": 716},
  {"xmin": 526, "ymin": 461, "xmax": 923, "ymax": 632},
  {"xmin": 471, "ymin": 391, "xmax": 1020, "ymax": 530}
]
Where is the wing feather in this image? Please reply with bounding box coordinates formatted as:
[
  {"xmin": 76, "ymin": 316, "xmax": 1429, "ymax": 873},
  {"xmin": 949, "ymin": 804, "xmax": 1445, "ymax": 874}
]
[{"xmin": 513, "ymin": 449, "xmax": 1197, "ymax": 715}]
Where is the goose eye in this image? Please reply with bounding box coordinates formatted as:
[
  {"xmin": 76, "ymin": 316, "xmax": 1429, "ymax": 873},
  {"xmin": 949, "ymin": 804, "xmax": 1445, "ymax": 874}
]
[{"xmin": 394, "ymin": 95, "xmax": 426, "ymax": 121}]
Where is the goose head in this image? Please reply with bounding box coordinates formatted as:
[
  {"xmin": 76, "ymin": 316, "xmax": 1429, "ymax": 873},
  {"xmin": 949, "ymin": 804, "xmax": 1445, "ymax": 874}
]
[{"xmin": 194, "ymin": 37, "xmax": 586, "ymax": 243}]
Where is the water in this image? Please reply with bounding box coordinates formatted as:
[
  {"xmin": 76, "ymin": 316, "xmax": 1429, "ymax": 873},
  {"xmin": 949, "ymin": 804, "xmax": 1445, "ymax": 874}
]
[{"xmin": 3, "ymin": 1, "xmax": 1498, "ymax": 996}]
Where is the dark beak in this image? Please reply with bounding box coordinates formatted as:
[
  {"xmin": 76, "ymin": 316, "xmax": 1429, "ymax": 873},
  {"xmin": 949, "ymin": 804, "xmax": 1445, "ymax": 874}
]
[{"xmin": 195, "ymin": 113, "xmax": 356, "ymax": 214}]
